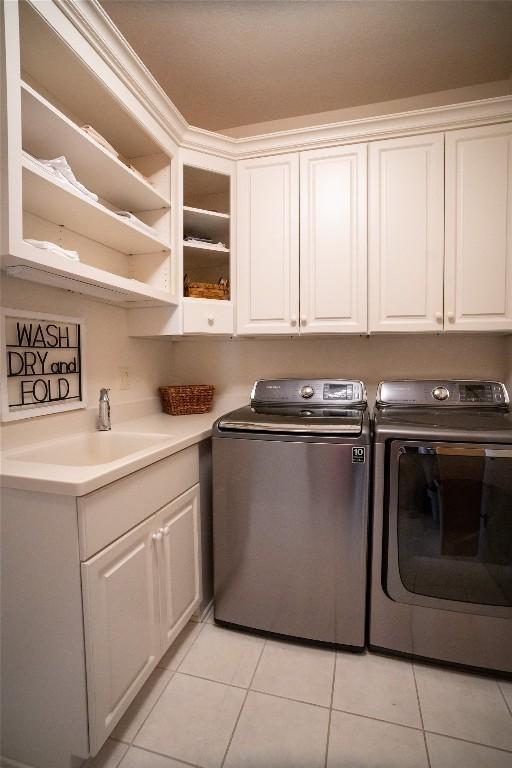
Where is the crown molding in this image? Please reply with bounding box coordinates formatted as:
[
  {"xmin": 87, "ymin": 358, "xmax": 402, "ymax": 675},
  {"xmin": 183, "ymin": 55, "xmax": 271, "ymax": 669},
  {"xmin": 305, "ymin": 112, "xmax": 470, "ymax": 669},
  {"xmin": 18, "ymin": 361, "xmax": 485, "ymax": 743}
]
[
  {"xmin": 214, "ymin": 95, "xmax": 512, "ymax": 158},
  {"xmin": 43, "ymin": 1, "xmax": 512, "ymax": 161},
  {"xmin": 52, "ymin": 0, "xmax": 190, "ymax": 149}
]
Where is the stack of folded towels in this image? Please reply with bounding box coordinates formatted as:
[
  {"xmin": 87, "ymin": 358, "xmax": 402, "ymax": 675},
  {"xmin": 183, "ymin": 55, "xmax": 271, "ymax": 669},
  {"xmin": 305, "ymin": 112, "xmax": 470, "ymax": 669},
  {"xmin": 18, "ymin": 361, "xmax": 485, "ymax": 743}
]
[{"xmin": 26, "ymin": 152, "xmax": 98, "ymax": 202}]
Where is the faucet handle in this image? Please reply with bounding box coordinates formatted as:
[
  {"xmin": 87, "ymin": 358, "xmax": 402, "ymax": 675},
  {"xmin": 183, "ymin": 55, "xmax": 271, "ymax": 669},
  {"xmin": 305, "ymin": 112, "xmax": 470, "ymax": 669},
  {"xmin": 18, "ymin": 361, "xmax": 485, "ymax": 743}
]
[{"xmin": 99, "ymin": 387, "xmax": 110, "ymax": 400}]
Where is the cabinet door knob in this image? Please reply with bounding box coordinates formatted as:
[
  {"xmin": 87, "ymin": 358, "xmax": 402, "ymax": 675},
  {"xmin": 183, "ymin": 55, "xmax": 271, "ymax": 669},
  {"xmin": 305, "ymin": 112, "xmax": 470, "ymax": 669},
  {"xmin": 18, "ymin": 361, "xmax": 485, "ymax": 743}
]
[
  {"xmin": 152, "ymin": 531, "xmax": 163, "ymax": 542},
  {"xmin": 435, "ymin": 312, "xmax": 442, "ymax": 322},
  {"xmin": 300, "ymin": 315, "xmax": 307, "ymax": 326},
  {"xmin": 447, "ymin": 312, "xmax": 455, "ymax": 322},
  {"xmin": 290, "ymin": 316, "xmax": 297, "ymax": 326},
  {"xmin": 207, "ymin": 316, "xmax": 214, "ymax": 325}
]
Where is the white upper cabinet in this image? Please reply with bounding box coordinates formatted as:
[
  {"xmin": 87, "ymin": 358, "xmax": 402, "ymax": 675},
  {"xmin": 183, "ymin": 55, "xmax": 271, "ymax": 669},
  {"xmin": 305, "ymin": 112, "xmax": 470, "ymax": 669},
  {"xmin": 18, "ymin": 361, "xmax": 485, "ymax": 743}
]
[
  {"xmin": 368, "ymin": 133, "xmax": 445, "ymax": 332},
  {"xmin": 237, "ymin": 154, "xmax": 300, "ymax": 334},
  {"xmin": 299, "ymin": 145, "xmax": 367, "ymax": 333},
  {"xmin": 445, "ymin": 123, "xmax": 512, "ymax": 331}
]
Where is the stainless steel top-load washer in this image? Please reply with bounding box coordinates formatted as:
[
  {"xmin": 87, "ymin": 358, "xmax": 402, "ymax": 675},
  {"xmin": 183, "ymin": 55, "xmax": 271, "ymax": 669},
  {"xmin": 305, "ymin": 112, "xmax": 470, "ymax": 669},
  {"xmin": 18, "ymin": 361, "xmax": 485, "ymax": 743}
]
[
  {"xmin": 370, "ymin": 379, "xmax": 512, "ymax": 675},
  {"xmin": 212, "ymin": 378, "xmax": 370, "ymax": 648}
]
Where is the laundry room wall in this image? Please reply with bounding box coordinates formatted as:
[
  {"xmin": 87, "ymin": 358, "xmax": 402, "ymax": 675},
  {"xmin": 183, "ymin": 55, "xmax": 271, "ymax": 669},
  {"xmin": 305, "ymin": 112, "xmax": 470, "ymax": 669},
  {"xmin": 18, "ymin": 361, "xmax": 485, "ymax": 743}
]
[
  {"xmin": 1, "ymin": 276, "xmax": 174, "ymax": 449},
  {"xmin": 170, "ymin": 334, "xmax": 510, "ymax": 405}
]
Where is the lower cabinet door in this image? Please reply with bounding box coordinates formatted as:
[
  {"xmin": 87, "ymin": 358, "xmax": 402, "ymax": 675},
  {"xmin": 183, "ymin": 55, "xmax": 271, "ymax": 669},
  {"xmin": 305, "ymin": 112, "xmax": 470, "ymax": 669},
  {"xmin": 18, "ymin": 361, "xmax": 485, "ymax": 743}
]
[
  {"xmin": 81, "ymin": 515, "xmax": 160, "ymax": 754},
  {"xmin": 157, "ymin": 484, "xmax": 202, "ymax": 651}
]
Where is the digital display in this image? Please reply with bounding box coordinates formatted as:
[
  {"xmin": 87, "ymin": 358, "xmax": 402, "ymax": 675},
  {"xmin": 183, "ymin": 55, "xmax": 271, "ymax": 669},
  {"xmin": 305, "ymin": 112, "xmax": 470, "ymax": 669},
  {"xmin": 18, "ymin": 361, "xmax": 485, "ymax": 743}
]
[
  {"xmin": 323, "ymin": 383, "xmax": 354, "ymax": 401},
  {"xmin": 460, "ymin": 383, "xmax": 493, "ymax": 402}
]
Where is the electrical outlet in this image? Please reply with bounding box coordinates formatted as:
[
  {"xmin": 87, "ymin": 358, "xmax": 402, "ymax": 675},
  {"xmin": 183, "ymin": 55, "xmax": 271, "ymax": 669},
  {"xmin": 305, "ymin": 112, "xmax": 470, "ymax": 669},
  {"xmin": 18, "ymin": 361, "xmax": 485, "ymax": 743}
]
[{"xmin": 119, "ymin": 367, "xmax": 130, "ymax": 390}]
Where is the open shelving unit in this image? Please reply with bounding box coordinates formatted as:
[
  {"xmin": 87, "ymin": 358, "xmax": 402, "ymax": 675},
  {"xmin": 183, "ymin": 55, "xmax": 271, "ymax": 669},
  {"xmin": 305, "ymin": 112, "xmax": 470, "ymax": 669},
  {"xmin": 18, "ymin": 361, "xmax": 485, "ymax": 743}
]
[
  {"xmin": 22, "ymin": 154, "xmax": 170, "ymax": 255},
  {"xmin": 2, "ymin": 1, "xmax": 177, "ymax": 306},
  {"xmin": 182, "ymin": 165, "xmax": 231, "ymax": 294},
  {"xmin": 21, "ymin": 82, "xmax": 171, "ymax": 213}
]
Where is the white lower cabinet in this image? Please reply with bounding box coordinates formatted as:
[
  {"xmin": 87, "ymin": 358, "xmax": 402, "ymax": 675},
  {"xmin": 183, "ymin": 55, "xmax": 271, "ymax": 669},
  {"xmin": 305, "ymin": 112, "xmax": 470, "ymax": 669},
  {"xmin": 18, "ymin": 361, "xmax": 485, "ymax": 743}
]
[
  {"xmin": 82, "ymin": 483, "xmax": 201, "ymax": 753},
  {"xmin": 158, "ymin": 486, "xmax": 201, "ymax": 649},
  {"xmin": 81, "ymin": 515, "xmax": 161, "ymax": 753}
]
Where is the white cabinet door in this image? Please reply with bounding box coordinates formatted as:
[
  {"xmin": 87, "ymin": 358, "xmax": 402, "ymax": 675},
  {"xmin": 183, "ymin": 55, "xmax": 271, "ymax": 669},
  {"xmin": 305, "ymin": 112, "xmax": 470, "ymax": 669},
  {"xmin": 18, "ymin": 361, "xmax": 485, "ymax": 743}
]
[
  {"xmin": 236, "ymin": 154, "xmax": 299, "ymax": 334},
  {"xmin": 445, "ymin": 123, "xmax": 512, "ymax": 331},
  {"xmin": 368, "ymin": 133, "xmax": 444, "ymax": 332},
  {"xmin": 81, "ymin": 515, "xmax": 160, "ymax": 753},
  {"xmin": 300, "ymin": 144, "xmax": 367, "ymax": 333},
  {"xmin": 157, "ymin": 485, "xmax": 201, "ymax": 652}
]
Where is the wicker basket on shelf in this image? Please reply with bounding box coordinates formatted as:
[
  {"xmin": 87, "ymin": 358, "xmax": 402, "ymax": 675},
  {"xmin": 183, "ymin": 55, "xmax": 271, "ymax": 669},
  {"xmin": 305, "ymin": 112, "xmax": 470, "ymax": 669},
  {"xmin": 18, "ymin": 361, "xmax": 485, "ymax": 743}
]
[
  {"xmin": 184, "ymin": 274, "xmax": 229, "ymax": 300},
  {"xmin": 159, "ymin": 384, "xmax": 215, "ymax": 415}
]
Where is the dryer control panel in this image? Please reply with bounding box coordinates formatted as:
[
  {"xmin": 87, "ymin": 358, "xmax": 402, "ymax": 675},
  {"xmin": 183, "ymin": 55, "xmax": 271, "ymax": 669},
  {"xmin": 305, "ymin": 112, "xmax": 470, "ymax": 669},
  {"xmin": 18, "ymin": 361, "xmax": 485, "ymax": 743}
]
[{"xmin": 377, "ymin": 380, "xmax": 509, "ymax": 407}]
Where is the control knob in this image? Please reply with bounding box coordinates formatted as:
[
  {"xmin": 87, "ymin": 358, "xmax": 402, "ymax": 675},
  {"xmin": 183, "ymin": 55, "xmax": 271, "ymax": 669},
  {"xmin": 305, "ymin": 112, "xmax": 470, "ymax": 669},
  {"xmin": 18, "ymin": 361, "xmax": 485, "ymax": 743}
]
[
  {"xmin": 432, "ymin": 386, "xmax": 449, "ymax": 401},
  {"xmin": 300, "ymin": 385, "xmax": 315, "ymax": 399}
]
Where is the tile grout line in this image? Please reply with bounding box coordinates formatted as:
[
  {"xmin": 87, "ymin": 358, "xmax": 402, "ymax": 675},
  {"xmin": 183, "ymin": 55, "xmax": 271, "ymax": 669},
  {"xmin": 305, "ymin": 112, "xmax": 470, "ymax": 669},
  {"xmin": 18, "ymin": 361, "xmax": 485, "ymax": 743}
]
[
  {"xmin": 86, "ymin": 739, "xmax": 129, "ymax": 768},
  {"xmin": 118, "ymin": 741, "xmax": 205, "ymax": 768},
  {"xmin": 122, "ymin": 620, "xmax": 208, "ymax": 750},
  {"xmin": 178, "ymin": 667, "xmax": 333, "ymax": 710},
  {"xmin": 496, "ymin": 680, "xmax": 512, "ymax": 720},
  {"xmin": 174, "ymin": 619, "xmax": 209, "ymax": 669},
  {"xmin": 156, "ymin": 619, "xmax": 208, "ymax": 673},
  {"xmin": 219, "ymin": 638, "xmax": 268, "ymax": 768},
  {"xmin": 412, "ymin": 663, "xmax": 431, "ymax": 768},
  {"xmin": 324, "ymin": 651, "xmax": 337, "ymax": 768},
  {"xmin": 422, "ymin": 729, "xmax": 512, "ymax": 755},
  {"xmin": 115, "ymin": 666, "xmax": 512, "ymax": 760}
]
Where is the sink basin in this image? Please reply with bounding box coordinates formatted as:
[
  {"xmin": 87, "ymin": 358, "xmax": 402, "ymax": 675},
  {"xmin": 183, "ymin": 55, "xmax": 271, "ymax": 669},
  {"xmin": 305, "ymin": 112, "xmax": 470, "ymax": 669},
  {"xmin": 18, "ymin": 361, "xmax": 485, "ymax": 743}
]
[{"xmin": 8, "ymin": 432, "xmax": 171, "ymax": 467}]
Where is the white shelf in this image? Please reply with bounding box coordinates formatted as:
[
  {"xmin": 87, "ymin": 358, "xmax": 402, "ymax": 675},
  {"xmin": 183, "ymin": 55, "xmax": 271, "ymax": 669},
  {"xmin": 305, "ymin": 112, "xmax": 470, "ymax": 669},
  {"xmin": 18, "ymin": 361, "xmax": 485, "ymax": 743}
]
[
  {"xmin": 21, "ymin": 82, "xmax": 171, "ymax": 213},
  {"xmin": 23, "ymin": 156, "xmax": 171, "ymax": 255},
  {"xmin": 183, "ymin": 205, "xmax": 229, "ymax": 219},
  {"xmin": 4, "ymin": 244, "xmax": 176, "ymax": 306},
  {"xmin": 183, "ymin": 241, "xmax": 230, "ymax": 254},
  {"xmin": 183, "ymin": 206, "xmax": 229, "ymax": 242}
]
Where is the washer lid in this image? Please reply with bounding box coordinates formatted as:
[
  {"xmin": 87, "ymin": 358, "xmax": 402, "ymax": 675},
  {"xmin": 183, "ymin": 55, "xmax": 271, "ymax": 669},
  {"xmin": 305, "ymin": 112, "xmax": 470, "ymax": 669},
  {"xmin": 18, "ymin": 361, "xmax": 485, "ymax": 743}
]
[{"xmin": 217, "ymin": 405, "xmax": 364, "ymax": 435}]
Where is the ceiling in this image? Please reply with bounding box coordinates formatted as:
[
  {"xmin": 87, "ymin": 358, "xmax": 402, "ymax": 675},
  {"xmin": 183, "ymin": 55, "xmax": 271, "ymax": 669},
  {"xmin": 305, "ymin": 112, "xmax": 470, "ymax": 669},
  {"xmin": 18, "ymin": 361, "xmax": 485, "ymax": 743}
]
[{"xmin": 99, "ymin": 1, "xmax": 512, "ymax": 133}]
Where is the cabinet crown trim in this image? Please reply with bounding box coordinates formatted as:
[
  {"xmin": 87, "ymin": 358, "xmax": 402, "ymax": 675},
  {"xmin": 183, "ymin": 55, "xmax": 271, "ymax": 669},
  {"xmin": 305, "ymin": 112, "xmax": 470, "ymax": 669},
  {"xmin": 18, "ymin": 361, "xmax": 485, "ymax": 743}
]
[{"xmin": 50, "ymin": 1, "xmax": 512, "ymax": 159}]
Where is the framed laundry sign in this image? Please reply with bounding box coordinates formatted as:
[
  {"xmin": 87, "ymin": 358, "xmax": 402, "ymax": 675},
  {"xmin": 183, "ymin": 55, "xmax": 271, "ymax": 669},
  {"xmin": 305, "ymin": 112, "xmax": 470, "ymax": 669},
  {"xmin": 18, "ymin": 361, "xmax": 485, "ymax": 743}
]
[{"xmin": 1, "ymin": 308, "xmax": 86, "ymax": 421}]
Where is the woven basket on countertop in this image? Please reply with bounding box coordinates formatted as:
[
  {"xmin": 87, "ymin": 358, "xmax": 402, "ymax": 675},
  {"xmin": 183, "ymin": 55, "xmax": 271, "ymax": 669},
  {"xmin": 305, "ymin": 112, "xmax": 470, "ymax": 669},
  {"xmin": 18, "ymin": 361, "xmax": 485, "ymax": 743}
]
[{"xmin": 159, "ymin": 384, "xmax": 215, "ymax": 415}]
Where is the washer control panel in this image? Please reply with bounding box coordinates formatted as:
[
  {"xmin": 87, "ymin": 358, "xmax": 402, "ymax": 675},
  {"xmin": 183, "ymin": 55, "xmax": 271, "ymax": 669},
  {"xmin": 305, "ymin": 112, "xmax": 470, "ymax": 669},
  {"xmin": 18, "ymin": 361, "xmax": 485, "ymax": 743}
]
[
  {"xmin": 252, "ymin": 379, "xmax": 366, "ymax": 406},
  {"xmin": 377, "ymin": 380, "xmax": 509, "ymax": 407}
]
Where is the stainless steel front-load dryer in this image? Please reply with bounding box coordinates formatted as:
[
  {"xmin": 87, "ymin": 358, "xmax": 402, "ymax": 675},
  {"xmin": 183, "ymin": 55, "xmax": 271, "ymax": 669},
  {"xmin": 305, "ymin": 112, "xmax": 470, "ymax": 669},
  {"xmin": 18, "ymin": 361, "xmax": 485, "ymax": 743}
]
[
  {"xmin": 212, "ymin": 378, "xmax": 371, "ymax": 649},
  {"xmin": 370, "ymin": 379, "xmax": 512, "ymax": 675}
]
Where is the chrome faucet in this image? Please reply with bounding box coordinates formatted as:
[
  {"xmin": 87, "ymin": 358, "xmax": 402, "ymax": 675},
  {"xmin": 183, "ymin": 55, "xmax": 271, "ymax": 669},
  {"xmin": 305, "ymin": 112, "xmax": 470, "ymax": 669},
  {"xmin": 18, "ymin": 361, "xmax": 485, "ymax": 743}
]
[{"xmin": 98, "ymin": 388, "xmax": 111, "ymax": 431}]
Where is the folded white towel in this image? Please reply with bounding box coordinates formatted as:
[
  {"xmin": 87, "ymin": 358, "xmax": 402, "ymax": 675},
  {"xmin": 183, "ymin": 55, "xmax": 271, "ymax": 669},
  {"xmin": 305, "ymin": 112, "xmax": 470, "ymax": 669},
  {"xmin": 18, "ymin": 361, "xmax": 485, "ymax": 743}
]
[
  {"xmin": 28, "ymin": 152, "xmax": 98, "ymax": 203},
  {"xmin": 36, "ymin": 156, "xmax": 98, "ymax": 202},
  {"xmin": 25, "ymin": 239, "xmax": 80, "ymax": 262}
]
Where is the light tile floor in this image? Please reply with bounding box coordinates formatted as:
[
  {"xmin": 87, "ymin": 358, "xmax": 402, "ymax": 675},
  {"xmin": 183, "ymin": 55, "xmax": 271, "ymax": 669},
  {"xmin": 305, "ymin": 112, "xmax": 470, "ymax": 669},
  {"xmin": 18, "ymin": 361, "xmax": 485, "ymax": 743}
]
[{"xmin": 88, "ymin": 614, "xmax": 512, "ymax": 768}]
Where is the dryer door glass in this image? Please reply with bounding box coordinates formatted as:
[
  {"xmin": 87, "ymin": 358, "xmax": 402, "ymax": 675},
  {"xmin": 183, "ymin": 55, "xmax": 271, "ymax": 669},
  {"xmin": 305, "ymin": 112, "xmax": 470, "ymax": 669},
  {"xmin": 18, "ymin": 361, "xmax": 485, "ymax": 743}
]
[{"xmin": 392, "ymin": 443, "xmax": 512, "ymax": 607}]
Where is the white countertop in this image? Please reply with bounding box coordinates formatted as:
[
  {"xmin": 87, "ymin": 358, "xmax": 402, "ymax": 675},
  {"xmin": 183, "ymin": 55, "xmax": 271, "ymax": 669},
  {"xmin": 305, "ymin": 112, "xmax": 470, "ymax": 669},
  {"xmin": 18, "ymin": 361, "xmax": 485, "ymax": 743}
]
[{"xmin": 0, "ymin": 396, "xmax": 246, "ymax": 497}]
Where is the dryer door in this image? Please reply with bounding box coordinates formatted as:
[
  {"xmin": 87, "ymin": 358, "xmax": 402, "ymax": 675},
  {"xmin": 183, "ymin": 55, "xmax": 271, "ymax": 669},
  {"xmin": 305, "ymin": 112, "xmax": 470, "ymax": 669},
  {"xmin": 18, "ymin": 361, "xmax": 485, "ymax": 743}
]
[{"xmin": 386, "ymin": 440, "xmax": 512, "ymax": 618}]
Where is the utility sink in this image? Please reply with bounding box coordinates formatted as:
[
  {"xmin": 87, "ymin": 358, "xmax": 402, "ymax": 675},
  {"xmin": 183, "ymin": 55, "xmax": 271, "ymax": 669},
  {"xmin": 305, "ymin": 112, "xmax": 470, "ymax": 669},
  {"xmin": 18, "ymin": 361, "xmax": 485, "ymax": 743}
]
[{"xmin": 8, "ymin": 431, "xmax": 171, "ymax": 467}]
